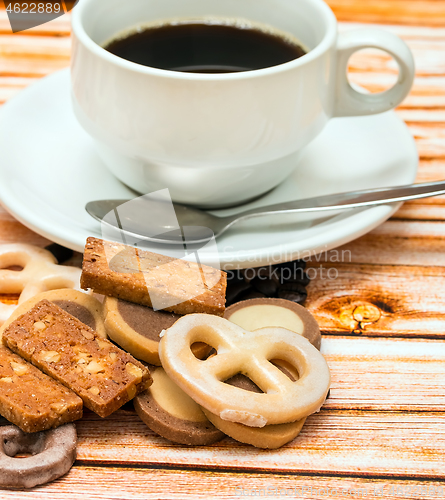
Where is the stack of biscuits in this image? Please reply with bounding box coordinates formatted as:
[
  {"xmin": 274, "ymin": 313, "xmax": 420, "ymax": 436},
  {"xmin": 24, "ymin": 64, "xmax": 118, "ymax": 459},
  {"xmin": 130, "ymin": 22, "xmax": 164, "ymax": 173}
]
[
  {"xmin": 0, "ymin": 237, "xmax": 330, "ymax": 453},
  {"xmin": 82, "ymin": 237, "xmax": 330, "ymax": 449}
]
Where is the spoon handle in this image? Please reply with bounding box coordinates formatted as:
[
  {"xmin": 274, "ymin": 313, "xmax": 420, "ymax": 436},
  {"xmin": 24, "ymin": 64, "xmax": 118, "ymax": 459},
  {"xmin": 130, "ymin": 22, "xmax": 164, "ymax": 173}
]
[{"xmin": 231, "ymin": 181, "xmax": 445, "ymax": 220}]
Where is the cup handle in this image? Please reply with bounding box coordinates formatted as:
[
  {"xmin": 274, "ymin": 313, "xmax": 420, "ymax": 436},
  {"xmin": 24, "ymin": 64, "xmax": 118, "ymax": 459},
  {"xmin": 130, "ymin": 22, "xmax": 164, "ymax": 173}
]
[{"xmin": 334, "ymin": 29, "xmax": 415, "ymax": 117}]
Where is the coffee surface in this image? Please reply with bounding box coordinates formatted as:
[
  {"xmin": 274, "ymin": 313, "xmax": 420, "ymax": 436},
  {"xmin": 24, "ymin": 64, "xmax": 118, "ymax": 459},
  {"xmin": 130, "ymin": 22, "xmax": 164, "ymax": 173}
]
[{"xmin": 105, "ymin": 22, "xmax": 306, "ymax": 73}]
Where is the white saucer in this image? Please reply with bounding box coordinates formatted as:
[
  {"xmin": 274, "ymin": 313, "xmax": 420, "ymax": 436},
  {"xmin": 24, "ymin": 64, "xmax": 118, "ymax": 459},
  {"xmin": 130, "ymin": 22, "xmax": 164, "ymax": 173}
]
[{"xmin": 0, "ymin": 70, "xmax": 418, "ymax": 269}]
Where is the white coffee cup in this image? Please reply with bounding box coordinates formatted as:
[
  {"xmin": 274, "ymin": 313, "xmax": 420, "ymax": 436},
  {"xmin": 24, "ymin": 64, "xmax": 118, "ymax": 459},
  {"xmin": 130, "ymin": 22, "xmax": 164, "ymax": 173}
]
[{"xmin": 71, "ymin": 0, "xmax": 415, "ymax": 208}]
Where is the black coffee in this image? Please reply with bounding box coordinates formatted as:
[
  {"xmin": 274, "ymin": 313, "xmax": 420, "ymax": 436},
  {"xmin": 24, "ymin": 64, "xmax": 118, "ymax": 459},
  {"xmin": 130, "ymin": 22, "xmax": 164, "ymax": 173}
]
[{"xmin": 104, "ymin": 22, "xmax": 306, "ymax": 73}]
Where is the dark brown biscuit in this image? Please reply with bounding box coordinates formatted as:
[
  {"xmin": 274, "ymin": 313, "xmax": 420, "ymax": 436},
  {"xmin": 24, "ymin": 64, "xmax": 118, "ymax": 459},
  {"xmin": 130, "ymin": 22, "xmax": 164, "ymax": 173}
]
[
  {"xmin": 81, "ymin": 237, "xmax": 227, "ymax": 316},
  {"xmin": 134, "ymin": 365, "xmax": 225, "ymax": 446},
  {"xmin": 0, "ymin": 423, "xmax": 77, "ymax": 489},
  {"xmin": 3, "ymin": 300, "xmax": 151, "ymax": 418},
  {"xmin": 118, "ymin": 299, "xmax": 179, "ymax": 342},
  {"xmin": 225, "ymin": 298, "xmax": 321, "ymax": 349},
  {"xmin": 104, "ymin": 297, "xmax": 212, "ymax": 365}
]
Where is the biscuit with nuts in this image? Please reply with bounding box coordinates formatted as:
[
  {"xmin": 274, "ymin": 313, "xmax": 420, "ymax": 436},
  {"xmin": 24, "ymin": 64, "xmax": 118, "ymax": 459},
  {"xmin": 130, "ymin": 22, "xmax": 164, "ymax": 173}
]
[
  {"xmin": 0, "ymin": 289, "xmax": 106, "ymax": 340},
  {"xmin": 3, "ymin": 300, "xmax": 151, "ymax": 418}
]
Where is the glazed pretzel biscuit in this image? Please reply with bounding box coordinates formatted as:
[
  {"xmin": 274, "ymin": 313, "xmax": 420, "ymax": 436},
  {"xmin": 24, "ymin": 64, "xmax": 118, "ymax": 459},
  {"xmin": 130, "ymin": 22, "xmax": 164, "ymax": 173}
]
[
  {"xmin": 0, "ymin": 289, "xmax": 106, "ymax": 340},
  {"xmin": 0, "ymin": 422, "xmax": 76, "ymax": 489},
  {"xmin": 200, "ymin": 368, "xmax": 305, "ymax": 449},
  {"xmin": 0, "ymin": 245, "xmax": 82, "ymax": 325},
  {"xmin": 159, "ymin": 314, "xmax": 330, "ymax": 427}
]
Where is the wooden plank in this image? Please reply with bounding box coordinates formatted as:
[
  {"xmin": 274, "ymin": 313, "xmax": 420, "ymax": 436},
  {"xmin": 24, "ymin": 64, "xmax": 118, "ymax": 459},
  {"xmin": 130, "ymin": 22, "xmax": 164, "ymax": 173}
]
[
  {"xmin": 322, "ymin": 336, "xmax": 445, "ymax": 411},
  {"xmin": 401, "ymin": 159, "xmax": 445, "ymax": 220},
  {"xmin": 399, "ymin": 110, "xmax": 445, "ymax": 123},
  {"xmin": 310, "ymin": 219, "xmax": 445, "ymax": 267},
  {"xmin": 408, "ymin": 124, "xmax": 445, "ymax": 160},
  {"xmin": 71, "ymin": 408, "xmax": 445, "ymax": 477},
  {"xmin": 0, "ymin": 293, "xmax": 18, "ymax": 305},
  {"xmin": 1, "ymin": 466, "xmax": 444, "ymax": 499},
  {"xmin": 0, "ymin": 55, "xmax": 69, "ymax": 77},
  {"xmin": 328, "ymin": 0, "xmax": 445, "ymax": 26},
  {"xmin": 0, "ymin": 22, "xmax": 70, "ymax": 77},
  {"xmin": 348, "ymin": 45, "xmax": 445, "ymax": 78},
  {"xmin": 340, "ymin": 23, "xmax": 445, "ymax": 41},
  {"xmin": 0, "ymin": 35, "xmax": 70, "ymax": 58},
  {"xmin": 394, "ymin": 160, "xmax": 445, "ymax": 218},
  {"xmin": 395, "ymin": 204, "xmax": 445, "ymax": 221},
  {"xmin": 305, "ymin": 262, "xmax": 445, "ymax": 337},
  {"xmin": 0, "ymin": 206, "xmax": 51, "ymax": 246},
  {"xmin": 412, "ymin": 160, "xmax": 445, "ymax": 183}
]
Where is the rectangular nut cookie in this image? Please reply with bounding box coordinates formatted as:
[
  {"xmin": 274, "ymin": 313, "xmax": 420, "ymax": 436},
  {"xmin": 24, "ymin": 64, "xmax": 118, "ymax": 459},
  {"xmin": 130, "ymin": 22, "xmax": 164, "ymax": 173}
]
[
  {"xmin": 80, "ymin": 237, "xmax": 227, "ymax": 316},
  {"xmin": 0, "ymin": 346, "xmax": 82, "ymax": 433},
  {"xmin": 3, "ymin": 300, "xmax": 152, "ymax": 418}
]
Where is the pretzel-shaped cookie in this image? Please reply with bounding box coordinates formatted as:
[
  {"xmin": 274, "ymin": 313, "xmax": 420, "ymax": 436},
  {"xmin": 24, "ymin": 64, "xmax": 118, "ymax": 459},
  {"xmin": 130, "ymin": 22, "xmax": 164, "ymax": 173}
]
[
  {"xmin": 0, "ymin": 422, "xmax": 77, "ymax": 489},
  {"xmin": 0, "ymin": 245, "xmax": 82, "ymax": 325},
  {"xmin": 159, "ymin": 314, "xmax": 330, "ymax": 427}
]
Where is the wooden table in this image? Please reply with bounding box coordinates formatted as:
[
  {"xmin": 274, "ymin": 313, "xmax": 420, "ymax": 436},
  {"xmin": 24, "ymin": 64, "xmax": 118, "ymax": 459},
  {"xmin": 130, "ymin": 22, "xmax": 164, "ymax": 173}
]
[{"xmin": 1, "ymin": 2, "xmax": 445, "ymax": 498}]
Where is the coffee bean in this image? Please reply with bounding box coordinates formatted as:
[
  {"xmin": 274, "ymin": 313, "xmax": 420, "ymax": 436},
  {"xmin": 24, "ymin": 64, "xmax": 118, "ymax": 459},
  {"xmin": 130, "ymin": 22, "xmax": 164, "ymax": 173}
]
[
  {"xmin": 279, "ymin": 282, "xmax": 308, "ymax": 294},
  {"xmin": 278, "ymin": 260, "xmax": 306, "ymax": 272},
  {"xmin": 255, "ymin": 266, "xmax": 277, "ymax": 279},
  {"xmin": 241, "ymin": 290, "xmax": 267, "ymax": 301},
  {"xmin": 251, "ymin": 277, "xmax": 278, "ymax": 297},
  {"xmin": 281, "ymin": 270, "xmax": 311, "ymax": 286},
  {"xmin": 226, "ymin": 260, "xmax": 310, "ymax": 307},
  {"xmin": 226, "ymin": 280, "xmax": 252, "ymax": 305},
  {"xmin": 276, "ymin": 261, "xmax": 308, "ymax": 285},
  {"xmin": 277, "ymin": 290, "xmax": 307, "ymax": 304},
  {"xmin": 226, "ymin": 270, "xmax": 246, "ymax": 283},
  {"xmin": 45, "ymin": 243, "xmax": 74, "ymax": 264}
]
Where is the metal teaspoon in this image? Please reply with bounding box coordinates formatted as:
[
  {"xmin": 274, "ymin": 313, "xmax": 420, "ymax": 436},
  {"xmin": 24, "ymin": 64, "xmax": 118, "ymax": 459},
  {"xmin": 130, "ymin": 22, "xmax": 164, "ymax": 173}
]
[{"xmin": 86, "ymin": 180, "xmax": 445, "ymax": 244}]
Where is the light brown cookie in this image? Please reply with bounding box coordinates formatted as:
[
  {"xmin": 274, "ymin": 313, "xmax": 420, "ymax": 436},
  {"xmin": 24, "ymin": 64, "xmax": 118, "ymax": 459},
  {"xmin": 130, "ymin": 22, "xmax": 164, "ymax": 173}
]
[
  {"xmin": 0, "ymin": 289, "xmax": 106, "ymax": 340},
  {"xmin": 225, "ymin": 298, "xmax": 321, "ymax": 349},
  {"xmin": 103, "ymin": 297, "xmax": 212, "ymax": 365},
  {"xmin": 134, "ymin": 365, "xmax": 225, "ymax": 446},
  {"xmin": 200, "ymin": 369, "xmax": 305, "ymax": 449}
]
